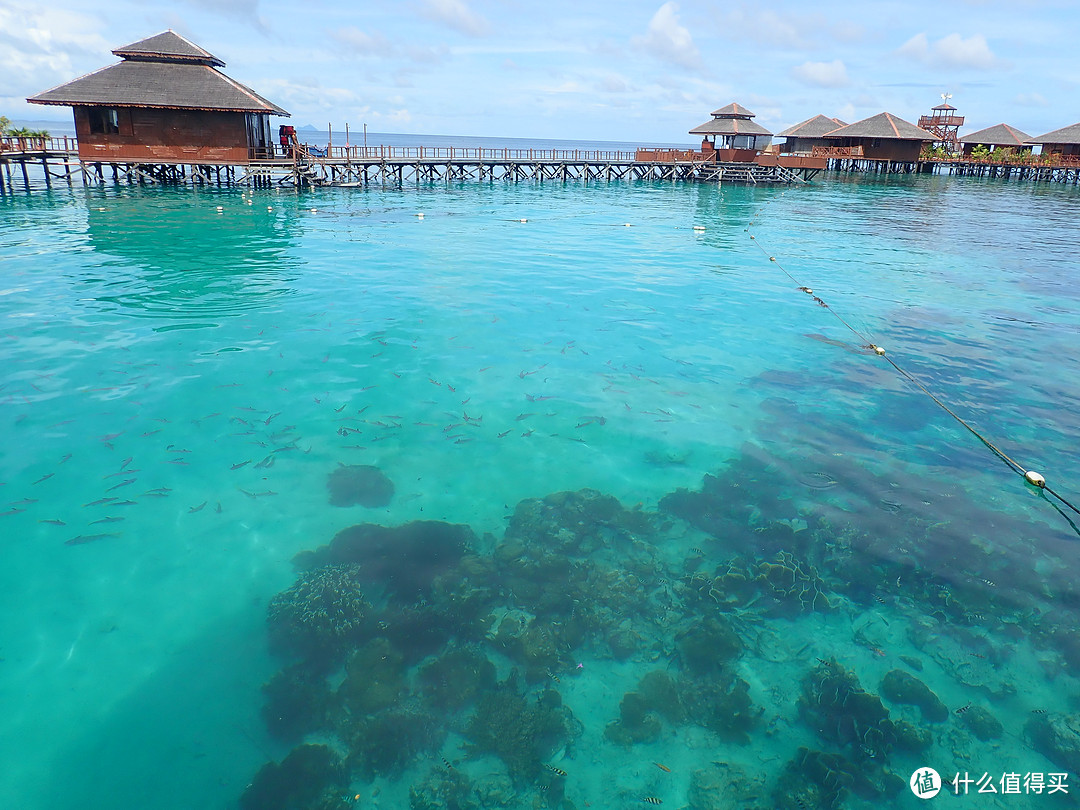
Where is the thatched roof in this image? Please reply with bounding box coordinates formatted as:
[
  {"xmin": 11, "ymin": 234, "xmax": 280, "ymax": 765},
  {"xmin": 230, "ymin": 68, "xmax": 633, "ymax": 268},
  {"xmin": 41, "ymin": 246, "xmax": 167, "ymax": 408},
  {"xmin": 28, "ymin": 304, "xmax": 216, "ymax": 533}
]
[
  {"xmin": 777, "ymin": 114, "xmax": 847, "ymax": 138},
  {"xmin": 710, "ymin": 102, "xmax": 755, "ymax": 118},
  {"xmin": 27, "ymin": 30, "xmax": 288, "ymax": 116},
  {"xmin": 1027, "ymin": 122, "xmax": 1080, "ymax": 145},
  {"xmin": 823, "ymin": 112, "xmax": 934, "ymax": 141},
  {"xmin": 113, "ymin": 31, "xmax": 223, "ymax": 66},
  {"xmin": 960, "ymin": 123, "xmax": 1032, "ymax": 146}
]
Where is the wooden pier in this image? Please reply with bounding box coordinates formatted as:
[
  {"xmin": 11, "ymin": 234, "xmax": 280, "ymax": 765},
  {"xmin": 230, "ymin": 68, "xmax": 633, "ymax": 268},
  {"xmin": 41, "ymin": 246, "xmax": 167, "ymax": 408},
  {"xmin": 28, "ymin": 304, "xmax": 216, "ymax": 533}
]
[
  {"xmin": 809, "ymin": 144, "xmax": 1080, "ymax": 183},
  {"xmin": 6, "ymin": 136, "xmax": 1080, "ymax": 192},
  {"xmin": 2, "ymin": 137, "xmax": 816, "ymax": 192}
]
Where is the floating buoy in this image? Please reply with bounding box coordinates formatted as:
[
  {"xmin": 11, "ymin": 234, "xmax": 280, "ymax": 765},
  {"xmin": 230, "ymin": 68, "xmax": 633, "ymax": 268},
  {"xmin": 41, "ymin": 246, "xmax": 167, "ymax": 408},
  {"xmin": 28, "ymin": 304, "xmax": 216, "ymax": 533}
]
[
  {"xmin": 769, "ymin": 257, "xmax": 776, "ymax": 262},
  {"xmin": 872, "ymin": 345, "xmax": 886, "ymax": 356},
  {"xmin": 1025, "ymin": 470, "xmax": 1046, "ymax": 488},
  {"xmin": 267, "ymin": 206, "xmax": 273, "ymax": 211},
  {"xmin": 519, "ymin": 218, "xmax": 527, "ymax": 223},
  {"xmin": 623, "ymin": 223, "xmax": 632, "ymax": 227},
  {"xmin": 693, "ymin": 225, "xmax": 706, "ymax": 231},
  {"xmin": 416, "ymin": 212, "xmax": 424, "ymax": 219},
  {"xmin": 216, "ymin": 206, "xmax": 223, "ymax": 212},
  {"xmin": 311, "ymin": 209, "xmax": 317, "ymax": 213},
  {"xmin": 749, "ymin": 235, "xmax": 755, "ymax": 239}
]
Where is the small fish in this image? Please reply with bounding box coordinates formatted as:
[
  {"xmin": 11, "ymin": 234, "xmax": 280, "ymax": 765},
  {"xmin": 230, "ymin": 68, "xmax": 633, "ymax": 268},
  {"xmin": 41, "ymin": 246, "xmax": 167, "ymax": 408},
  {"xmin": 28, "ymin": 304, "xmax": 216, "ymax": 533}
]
[
  {"xmin": 1032, "ymin": 709, "xmax": 1048, "ymax": 714},
  {"xmin": 981, "ymin": 579, "xmax": 996, "ymax": 587},
  {"xmin": 0, "ymin": 508, "xmax": 25, "ymax": 517},
  {"xmin": 65, "ymin": 533, "xmax": 120, "ymax": 546},
  {"xmin": 105, "ymin": 478, "xmax": 136, "ymax": 492},
  {"xmin": 642, "ymin": 799, "xmax": 663, "ymax": 806},
  {"xmin": 39, "ymin": 519, "xmax": 66, "ymax": 526},
  {"xmin": 969, "ymin": 652, "xmax": 986, "ymax": 660},
  {"xmin": 120, "ymin": 456, "xmax": 133, "ymax": 469},
  {"xmin": 90, "ymin": 516, "xmax": 125, "ymax": 525},
  {"xmin": 254, "ymin": 455, "xmax": 275, "ymax": 469},
  {"xmin": 654, "ymin": 763, "xmax": 671, "ymax": 773},
  {"xmin": 548, "ymin": 671, "xmax": 561, "ymax": 683},
  {"xmin": 873, "ymin": 595, "xmax": 887, "ymax": 604},
  {"xmin": 143, "ymin": 487, "xmax": 172, "ymax": 496},
  {"xmin": 83, "ymin": 497, "xmax": 118, "ymax": 507},
  {"xmin": 955, "ymin": 703, "xmax": 972, "ymax": 715},
  {"xmin": 545, "ymin": 764, "xmax": 567, "ymax": 777},
  {"xmin": 59, "ymin": 454, "xmax": 72, "ymax": 464},
  {"xmin": 689, "ymin": 547, "xmax": 705, "ymax": 556},
  {"xmin": 442, "ymin": 757, "xmax": 454, "ymax": 770},
  {"xmin": 9, "ymin": 498, "xmax": 38, "ymax": 506},
  {"xmin": 871, "ymin": 647, "xmax": 886, "ymax": 657},
  {"xmin": 231, "ymin": 460, "xmax": 252, "ymax": 470},
  {"xmin": 189, "ymin": 502, "xmax": 207, "ymax": 513},
  {"xmin": 33, "ymin": 473, "xmax": 55, "ymax": 485},
  {"xmin": 816, "ymin": 658, "xmax": 832, "ymax": 667},
  {"xmin": 497, "ymin": 429, "xmax": 512, "ymax": 438}
]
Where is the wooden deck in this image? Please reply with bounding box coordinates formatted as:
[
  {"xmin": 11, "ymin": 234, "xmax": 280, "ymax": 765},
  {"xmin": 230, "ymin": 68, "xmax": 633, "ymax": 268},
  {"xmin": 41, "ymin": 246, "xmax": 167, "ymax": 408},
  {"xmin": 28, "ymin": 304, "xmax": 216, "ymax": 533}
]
[
  {"xmin": 1, "ymin": 137, "xmax": 815, "ymax": 191},
  {"xmin": 4, "ymin": 135, "xmax": 1080, "ymax": 190}
]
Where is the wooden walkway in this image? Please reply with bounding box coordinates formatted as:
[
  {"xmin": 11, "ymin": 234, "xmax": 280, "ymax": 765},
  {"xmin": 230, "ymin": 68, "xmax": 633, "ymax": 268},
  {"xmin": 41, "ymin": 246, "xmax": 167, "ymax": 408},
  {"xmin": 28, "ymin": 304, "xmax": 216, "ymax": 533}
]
[
  {"xmin": 6, "ymin": 136, "xmax": 1079, "ymax": 190},
  {"xmin": 1, "ymin": 138, "xmax": 812, "ymax": 191}
]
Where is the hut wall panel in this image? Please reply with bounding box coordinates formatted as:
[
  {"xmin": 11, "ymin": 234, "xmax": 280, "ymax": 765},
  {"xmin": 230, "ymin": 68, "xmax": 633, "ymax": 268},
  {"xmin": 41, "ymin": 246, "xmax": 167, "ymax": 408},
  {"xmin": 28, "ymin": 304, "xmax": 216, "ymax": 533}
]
[{"xmin": 74, "ymin": 107, "xmax": 253, "ymax": 164}]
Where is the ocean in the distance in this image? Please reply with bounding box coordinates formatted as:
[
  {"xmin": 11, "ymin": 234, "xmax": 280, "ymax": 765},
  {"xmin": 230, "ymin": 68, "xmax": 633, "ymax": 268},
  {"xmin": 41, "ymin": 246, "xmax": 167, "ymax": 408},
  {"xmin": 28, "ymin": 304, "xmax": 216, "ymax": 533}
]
[{"xmin": 1, "ymin": 158, "xmax": 1079, "ymax": 810}]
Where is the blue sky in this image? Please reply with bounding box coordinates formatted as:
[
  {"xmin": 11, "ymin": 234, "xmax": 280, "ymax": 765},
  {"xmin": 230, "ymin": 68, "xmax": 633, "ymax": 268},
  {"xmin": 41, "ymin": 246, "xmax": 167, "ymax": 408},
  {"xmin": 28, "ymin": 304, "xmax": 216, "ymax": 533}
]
[{"xmin": 2, "ymin": 0, "xmax": 1076, "ymax": 143}]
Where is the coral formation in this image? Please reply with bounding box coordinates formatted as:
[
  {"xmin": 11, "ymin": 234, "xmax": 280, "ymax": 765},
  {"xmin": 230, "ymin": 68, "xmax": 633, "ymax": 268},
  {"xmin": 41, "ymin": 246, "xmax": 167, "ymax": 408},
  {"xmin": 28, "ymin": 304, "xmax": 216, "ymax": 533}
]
[
  {"xmin": 340, "ymin": 707, "xmax": 443, "ymax": 780},
  {"xmin": 798, "ymin": 661, "xmax": 899, "ymax": 763},
  {"xmin": 604, "ymin": 691, "xmax": 662, "ymax": 745},
  {"xmin": 678, "ymin": 671, "xmax": 759, "ymax": 744},
  {"xmin": 677, "ymin": 616, "xmax": 743, "ymax": 675},
  {"xmin": 267, "ymin": 563, "xmax": 371, "ymax": 659},
  {"xmin": 959, "ymin": 704, "xmax": 1003, "ymax": 741},
  {"xmin": 419, "ymin": 645, "xmax": 497, "ymax": 710},
  {"xmin": 337, "ymin": 637, "xmax": 406, "ymax": 715},
  {"xmin": 409, "ymin": 765, "xmax": 477, "ymax": 810},
  {"xmin": 879, "ymin": 669, "xmax": 948, "ymax": 722},
  {"xmin": 260, "ymin": 662, "xmax": 333, "ymax": 742},
  {"xmin": 1027, "ymin": 713, "xmax": 1080, "ymax": 775},
  {"xmin": 464, "ymin": 671, "xmax": 574, "ymax": 782},
  {"xmin": 505, "ymin": 488, "xmax": 653, "ymax": 558},
  {"xmin": 297, "ymin": 521, "xmax": 475, "ymax": 602},
  {"xmin": 327, "ymin": 463, "xmax": 394, "ymax": 507},
  {"xmin": 240, "ymin": 744, "xmax": 349, "ymax": 810}
]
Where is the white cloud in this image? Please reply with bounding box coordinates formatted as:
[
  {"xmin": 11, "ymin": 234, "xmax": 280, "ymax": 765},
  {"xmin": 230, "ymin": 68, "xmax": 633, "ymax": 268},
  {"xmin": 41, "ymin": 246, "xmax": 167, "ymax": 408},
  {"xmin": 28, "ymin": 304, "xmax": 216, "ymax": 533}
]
[
  {"xmin": 791, "ymin": 59, "xmax": 850, "ymax": 88},
  {"xmin": 0, "ymin": 4, "xmax": 109, "ymax": 89},
  {"xmin": 421, "ymin": 0, "xmax": 490, "ymax": 37},
  {"xmin": 898, "ymin": 32, "xmax": 1000, "ymax": 69},
  {"xmin": 634, "ymin": 2, "xmax": 701, "ymax": 71},
  {"xmin": 331, "ymin": 27, "xmax": 395, "ymax": 57},
  {"xmin": 1013, "ymin": 92, "xmax": 1048, "ymax": 107}
]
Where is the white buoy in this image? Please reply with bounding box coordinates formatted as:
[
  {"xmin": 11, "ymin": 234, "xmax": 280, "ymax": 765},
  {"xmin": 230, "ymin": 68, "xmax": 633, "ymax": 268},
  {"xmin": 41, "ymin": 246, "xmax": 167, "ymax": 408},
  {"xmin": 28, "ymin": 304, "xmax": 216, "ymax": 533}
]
[
  {"xmin": 216, "ymin": 206, "xmax": 223, "ymax": 212},
  {"xmin": 1025, "ymin": 470, "xmax": 1047, "ymax": 488},
  {"xmin": 623, "ymin": 223, "xmax": 632, "ymax": 227},
  {"xmin": 873, "ymin": 345, "xmax": 886, "ymax": 356},
  {"xmin": 519, "ymin": 218, "xmax": 528, "ymax": 223},
  {"xmin": 267, "ymin": 206, "xmax": 273, "ymax": 211},
  {"xmin": 692, "ymin": 225, "xmax": 706, "ymax": 231},
  {"xmin": 311, "ymin": 209, "xmax": 318, "ymax": 213},
  {"xmin": 416, "ymin": 212, "xmax": 424, "ymax": 219}
]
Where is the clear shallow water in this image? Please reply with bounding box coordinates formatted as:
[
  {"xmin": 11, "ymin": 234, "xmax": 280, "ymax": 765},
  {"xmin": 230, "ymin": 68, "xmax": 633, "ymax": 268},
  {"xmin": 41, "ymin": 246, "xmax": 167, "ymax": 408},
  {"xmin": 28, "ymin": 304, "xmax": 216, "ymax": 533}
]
[{"xmin": 0, "ymin": 175, "xmax": 1078, "ymax": 810}]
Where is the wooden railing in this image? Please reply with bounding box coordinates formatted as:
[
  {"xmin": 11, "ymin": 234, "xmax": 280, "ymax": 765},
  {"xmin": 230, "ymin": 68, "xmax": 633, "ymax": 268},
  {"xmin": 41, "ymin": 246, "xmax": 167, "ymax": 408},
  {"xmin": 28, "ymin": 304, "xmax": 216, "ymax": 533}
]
[
  {"xmin": 250, "ymin": 144, "xmax": 642, "ymax": 162},
  {"xmin": 0, "ymin": 135, "xmax": 78, "ymax": 154},
  {"xmin": 812, "ymin": 145, "xmax": 865, "ymax": 158}
]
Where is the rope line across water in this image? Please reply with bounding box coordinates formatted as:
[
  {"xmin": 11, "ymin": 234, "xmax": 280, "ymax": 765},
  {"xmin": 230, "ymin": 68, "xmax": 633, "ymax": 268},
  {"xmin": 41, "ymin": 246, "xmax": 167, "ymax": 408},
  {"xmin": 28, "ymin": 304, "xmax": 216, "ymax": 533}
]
[{"xmin": 742, "ymin": 221, "xmax": 1080, "ymax": 531}]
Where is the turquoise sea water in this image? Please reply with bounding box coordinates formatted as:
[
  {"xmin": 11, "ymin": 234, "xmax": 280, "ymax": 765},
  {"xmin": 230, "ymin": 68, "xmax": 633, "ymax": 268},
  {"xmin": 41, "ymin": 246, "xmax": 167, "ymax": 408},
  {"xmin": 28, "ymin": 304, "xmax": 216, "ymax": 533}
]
[{"xmin": 1, "ymin": 173, "xmax": 1078, "ymax": 810}]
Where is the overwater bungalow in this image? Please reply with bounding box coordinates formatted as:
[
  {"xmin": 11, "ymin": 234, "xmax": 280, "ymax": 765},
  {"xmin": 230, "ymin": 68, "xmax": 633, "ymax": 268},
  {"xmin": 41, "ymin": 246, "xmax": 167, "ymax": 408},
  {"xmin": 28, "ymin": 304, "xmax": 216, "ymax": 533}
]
[
  {"xmin": 776, "ymin": 114, "xmax": 847, "ymax": 155},
  {"xmin": 959, "ymin": 124, "xmax": 1033, "ymax": 158},
  {"xmin": 820, "ymin": 112, "xmax": 935, "ymax": 162},
  {"xmin": 689, "ymin": 103, "xmax": 772, "ymax": 162},
  {"xmin": 27, "ymin": 30, "xmax": 289, "ymax": 165},
  {"xmin": 1026, "ymin": 123, "xmax": 1080, "ymax": 161}
]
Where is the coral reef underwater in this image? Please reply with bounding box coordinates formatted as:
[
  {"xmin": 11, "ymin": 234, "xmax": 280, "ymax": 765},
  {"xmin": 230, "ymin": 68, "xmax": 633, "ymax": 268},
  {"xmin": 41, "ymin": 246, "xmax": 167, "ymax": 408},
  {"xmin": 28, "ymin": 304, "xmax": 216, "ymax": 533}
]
[{"xmin": 241, "ymin": 450, "xmax": 1078, "ymax": 810}]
